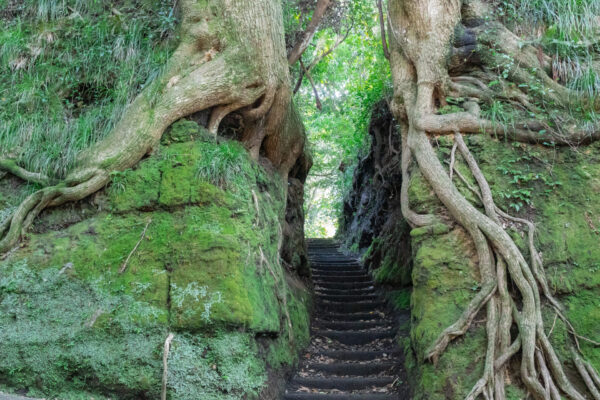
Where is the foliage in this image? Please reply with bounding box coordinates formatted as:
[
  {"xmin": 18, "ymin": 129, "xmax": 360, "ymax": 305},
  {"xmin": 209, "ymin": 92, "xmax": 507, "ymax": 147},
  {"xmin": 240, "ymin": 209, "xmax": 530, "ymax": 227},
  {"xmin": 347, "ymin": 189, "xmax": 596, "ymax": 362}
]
[
  {"xmin": 496, "ymin": 0, "xmax": 600, "ymax": 98},
  {"xmin": 0, "ymin": 0, "xmax": 178, "ymax": 178},
  {"xmin": 494, "ymin": 144, "xmax": 563, "ymax": 212},
  {"xmin": 194, "ymin": 140, "xmax": 259, "ymax": 194},
  {"xmin": 293, "ymin": 2, "xmax": 390, "ymax": 236}
]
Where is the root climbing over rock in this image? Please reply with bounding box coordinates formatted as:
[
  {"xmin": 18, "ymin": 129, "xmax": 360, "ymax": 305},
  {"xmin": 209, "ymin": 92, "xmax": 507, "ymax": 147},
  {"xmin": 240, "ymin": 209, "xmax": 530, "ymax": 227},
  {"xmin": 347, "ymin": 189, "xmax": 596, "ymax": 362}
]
[
  {"xmin": 386, "ymin": 0, "xmax": 600, "ymax": 398},
  {"xmin": 0, "ymin": 0, "xmax": 306, "ymax": 255}
]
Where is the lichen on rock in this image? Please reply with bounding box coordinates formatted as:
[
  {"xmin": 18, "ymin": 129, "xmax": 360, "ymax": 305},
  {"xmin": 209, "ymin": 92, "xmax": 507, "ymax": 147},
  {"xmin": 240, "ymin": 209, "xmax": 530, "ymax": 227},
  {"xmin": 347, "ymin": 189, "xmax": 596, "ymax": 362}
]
[{"xmin": 0, "ymin": 131, "xmax": 310, "ymax": 399}]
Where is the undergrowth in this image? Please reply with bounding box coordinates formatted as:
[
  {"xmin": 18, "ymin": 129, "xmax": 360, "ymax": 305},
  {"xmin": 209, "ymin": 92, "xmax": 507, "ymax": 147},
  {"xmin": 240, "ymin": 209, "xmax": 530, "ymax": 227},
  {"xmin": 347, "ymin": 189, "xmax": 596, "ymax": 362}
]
[
  {"xmin": 496, "ymin": 0, "xmax": 600, "ymax": 98},
  {"xmin": 167, "ymin": 332, "xmax": 267, "ymax": 400},
  {"xmin": 0, "ymin": 0, "xmax": 179, "ymax": 178}
]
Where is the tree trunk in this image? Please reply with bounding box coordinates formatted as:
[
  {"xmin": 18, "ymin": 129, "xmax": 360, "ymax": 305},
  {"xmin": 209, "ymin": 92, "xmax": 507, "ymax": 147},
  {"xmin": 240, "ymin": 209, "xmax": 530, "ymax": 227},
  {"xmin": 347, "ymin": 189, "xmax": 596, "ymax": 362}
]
[
  {"xmin": 0, "ymin": 0, "xmax": 307, "ymax": 254},
  {"xmin": 386, "ymin": 0, "xmax": 600, "ymax": 399}
]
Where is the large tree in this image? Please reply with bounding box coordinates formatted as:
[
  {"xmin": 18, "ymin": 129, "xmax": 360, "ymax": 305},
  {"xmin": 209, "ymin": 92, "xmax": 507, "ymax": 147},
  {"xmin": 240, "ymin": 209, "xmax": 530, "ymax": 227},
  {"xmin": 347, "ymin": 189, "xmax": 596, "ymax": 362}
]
[
  {"xmin": 0, "ymin": 0, "xmax": 307, "ymax": 254},
  {"xmin": 386, "ymin": 0, "xmax": 600, "ymax": 399}
]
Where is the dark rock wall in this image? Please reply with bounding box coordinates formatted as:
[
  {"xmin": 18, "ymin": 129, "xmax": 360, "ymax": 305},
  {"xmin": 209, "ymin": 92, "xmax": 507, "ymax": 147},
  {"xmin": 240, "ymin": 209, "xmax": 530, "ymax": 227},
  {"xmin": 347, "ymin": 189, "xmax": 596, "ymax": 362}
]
[{"xmin": 340, "ymin": 101, "xmax": 412, "ymax": 286}]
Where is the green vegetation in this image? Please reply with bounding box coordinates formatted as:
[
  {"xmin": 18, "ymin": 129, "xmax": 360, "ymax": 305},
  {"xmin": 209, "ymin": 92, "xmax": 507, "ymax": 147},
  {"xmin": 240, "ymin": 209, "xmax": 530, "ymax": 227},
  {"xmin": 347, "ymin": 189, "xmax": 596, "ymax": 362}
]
[
  {"xmin": 167, "ymin": 332, "xmax": 266, "ymax": 400},
  {"xmin": 0, "ymin": 129, "xmax": 310, "ymax": 398},
  {"xmin": 498, "ymin": 0, "xmax": 600, "ymax": 97},
  {"xmin": 0, "ymin": 0, "xmax": 178, "ymax": 178},
  {"xmin": 286, "ymin": 2, "xmax": 389, "ymax": 236},
  {"xmin": 408, "ymin": 228, "xmax": 486, "ymax": 399}
]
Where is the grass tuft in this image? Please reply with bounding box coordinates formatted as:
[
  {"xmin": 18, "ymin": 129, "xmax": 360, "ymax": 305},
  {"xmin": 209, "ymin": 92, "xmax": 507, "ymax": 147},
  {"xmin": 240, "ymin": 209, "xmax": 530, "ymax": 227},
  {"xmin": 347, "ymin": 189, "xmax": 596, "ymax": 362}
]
[{"xmin": 0, "ymin": 0, "xmax": 179, "ymax": 178}]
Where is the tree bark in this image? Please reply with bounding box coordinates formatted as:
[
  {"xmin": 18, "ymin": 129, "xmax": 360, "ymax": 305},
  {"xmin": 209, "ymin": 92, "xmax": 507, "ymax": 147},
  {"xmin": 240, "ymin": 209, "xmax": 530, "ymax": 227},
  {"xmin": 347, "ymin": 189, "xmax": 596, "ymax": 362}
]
[
  {"xmin": 387, "ymin": 0, "xmax": 600, "ymax": 399},
  {"xmin": 0, "ymin": 0, "xmax": 307, "ymax": 254}
]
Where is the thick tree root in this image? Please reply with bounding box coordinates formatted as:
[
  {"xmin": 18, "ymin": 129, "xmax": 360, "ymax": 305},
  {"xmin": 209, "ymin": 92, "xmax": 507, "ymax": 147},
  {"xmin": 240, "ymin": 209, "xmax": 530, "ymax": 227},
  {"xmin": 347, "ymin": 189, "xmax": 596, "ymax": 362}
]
[
  {"xmin": 0, "ymin": 0, "xmax": 307, "ymax": 258},
  {"xmin": 426, "ymin": 133, "xmax": 600, "ymax": 400},
  {"xmin": 386, "ymin": 0, "xmax": 600, "ymax": 395},
  {"xmin": 0, "ymin": 159, "xmax": 53, "ymax": 186},
  {"xmin": 0, "ymin": 171, "xmax": 109, "ymax": 254},
  {"xmin": 425, "ymin": 280, "xmax": 496, "ymax": 363}
]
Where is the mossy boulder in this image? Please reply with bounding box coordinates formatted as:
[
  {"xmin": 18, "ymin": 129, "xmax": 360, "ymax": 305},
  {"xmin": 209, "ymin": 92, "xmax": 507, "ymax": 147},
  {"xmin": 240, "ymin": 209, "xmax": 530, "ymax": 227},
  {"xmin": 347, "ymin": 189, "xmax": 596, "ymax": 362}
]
[
  {"xmin": 0, "ymin": 138, "xmax": 310, "ymax": 399},
  {"xmin": 405, "ymin": 135, "xmax": 600, "ymax": 398}
]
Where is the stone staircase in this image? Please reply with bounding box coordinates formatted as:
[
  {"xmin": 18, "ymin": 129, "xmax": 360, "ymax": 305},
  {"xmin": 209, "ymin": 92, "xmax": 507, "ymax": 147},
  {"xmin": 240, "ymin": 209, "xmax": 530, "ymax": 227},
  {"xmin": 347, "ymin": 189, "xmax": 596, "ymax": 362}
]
[{"xmin": 283, "ymin": 239, "xmax": 410, "ymax": 400}]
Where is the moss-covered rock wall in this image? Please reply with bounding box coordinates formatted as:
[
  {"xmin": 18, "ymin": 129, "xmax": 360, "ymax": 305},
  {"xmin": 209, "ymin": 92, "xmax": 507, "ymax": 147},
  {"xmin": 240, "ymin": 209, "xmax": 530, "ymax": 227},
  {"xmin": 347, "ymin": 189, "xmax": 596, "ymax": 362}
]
[
  {"xmin": 342, "ymin": 105, "xmax": 600, "ymax": 399},
  {"xmin": 0, "ymin": 121, "xmax": 311, "ymax": 399}
]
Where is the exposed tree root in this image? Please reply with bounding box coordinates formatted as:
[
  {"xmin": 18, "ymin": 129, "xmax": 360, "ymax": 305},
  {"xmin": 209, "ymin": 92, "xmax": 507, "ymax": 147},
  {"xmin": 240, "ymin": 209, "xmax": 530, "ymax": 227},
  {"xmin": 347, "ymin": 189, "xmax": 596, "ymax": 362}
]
[
  {"xmin": 161, "ymin": 332, "xmax": 174, "ymax": 400},
  {"xmin": 0, "ymin": 159, "xmax": 52, "ymax": 186},
  {"xmin": 260, "ymin": 246, "xmax": 295, "ymax": 345},
  {"xmin": 0, "ymin": 0, "xmax": 307, "ymax": 257},
  {"xmin": 425, "ymin": 279, "xmax": 496, "ymax": 363},
  {"xmin": 119, "ymin": 218, "xmax": 152, "ymax": 274},
  {"xmin": 387, "ymin": 0, "xmax": 600, "ymax": 398}
]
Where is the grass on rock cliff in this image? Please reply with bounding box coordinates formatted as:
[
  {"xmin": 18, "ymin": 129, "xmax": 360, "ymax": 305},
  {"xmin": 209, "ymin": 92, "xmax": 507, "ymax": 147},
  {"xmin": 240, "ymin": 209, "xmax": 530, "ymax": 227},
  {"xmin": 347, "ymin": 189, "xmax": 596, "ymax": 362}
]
[{"xmin": 0, "ymin": 0, "xmax": 178, "ymax": 178}]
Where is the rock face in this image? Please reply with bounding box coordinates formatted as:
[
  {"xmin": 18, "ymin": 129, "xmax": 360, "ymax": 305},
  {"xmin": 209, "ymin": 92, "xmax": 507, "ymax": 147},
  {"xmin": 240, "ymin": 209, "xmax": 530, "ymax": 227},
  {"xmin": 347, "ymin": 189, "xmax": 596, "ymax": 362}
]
[
  {"xmin": 342, "ymin": 104, "xmax": 600, "ymax": 399},
  {"xmin": 340, "ymin": 101, "xmax": 412, "ymax": 287},
  {"xmin": 0, "ymin": 120, "xmax": 311, "ymax": 399},
  {"xmin": 282, "ymin": 151, "xmax": 313, "ymax": 277}
]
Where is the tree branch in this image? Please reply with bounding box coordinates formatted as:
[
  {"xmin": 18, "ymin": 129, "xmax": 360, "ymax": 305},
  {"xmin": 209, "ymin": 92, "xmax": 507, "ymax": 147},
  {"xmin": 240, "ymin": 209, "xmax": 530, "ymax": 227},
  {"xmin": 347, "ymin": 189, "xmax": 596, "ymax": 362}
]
[
  {"xmin": 288, "ymin": 0, "xmax": 332, "ymax": 65},
  {"xmin": 293, "ymin": 24, "xmax": 352, "ymax": 94},
  {"xmin": 300, "ymin": 59, "xmax": 322, "ymax": 110},
  {"xmin": 377, "ymin": 0, "xmax": 390, "ymax": 59}
]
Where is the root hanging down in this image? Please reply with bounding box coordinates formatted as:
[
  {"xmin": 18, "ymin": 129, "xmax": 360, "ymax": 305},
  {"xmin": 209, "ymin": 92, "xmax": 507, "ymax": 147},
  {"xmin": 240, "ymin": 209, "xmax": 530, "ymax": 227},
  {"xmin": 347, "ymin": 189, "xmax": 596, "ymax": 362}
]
[
  {"xmin": 0, "ymin": 169, "xmax": 109, "ymax": 254},
  {"xmin": 420, "ymin": 132, "xmax": 600, "ymax": 400}
]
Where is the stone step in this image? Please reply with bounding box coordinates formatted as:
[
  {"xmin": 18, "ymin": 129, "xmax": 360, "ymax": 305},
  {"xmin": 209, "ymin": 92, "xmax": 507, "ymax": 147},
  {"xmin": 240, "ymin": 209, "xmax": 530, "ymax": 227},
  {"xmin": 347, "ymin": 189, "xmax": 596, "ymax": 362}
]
[
  {"xmin": 302, "ymin": 362, "xmax": 397, "ymax": 376},
  {"xmin": 316, "ymin": 294, "xmax": 380, "ymax": 303},
  {"xmin": 313, "ymin": 320, "xmax": 389, "ymax": 331},
  {"xmin": 311, "ymin": 264, "xmax": 362, "ymax": 269},
  {"xmin": 310, "ymin": 258, "xmax": 359, "ymax": 263},
  {"xmin": 284, "ymin": 393, "xmax": 398, "ymax": 400},
  {"xmin": 311, "ymin": 269, "xmax": 367, "ymax": 276},
  {"xmin": 314, "ymin": 275, "xmax": 373, "ymax": 284},
  {"xmin": 315, "ymin": 287, "xmax": 376, "ymax": 296},
  {"xmin": 316, "ymin": 301, "xmax": 384, "ymax": 313},
  {"xmin": 290, "ymin": 376, "xmax": 396, "ymax": 391},
  {"xmin": 314, "ymin": 282, "xmax": 374, "ymax": 290},
  {"xmin": 316, "ymin": 350, "xmax": 400, "ymax": 362},
  {"xmin": 314, "ymin": 329, "xmax": 395, "ymax": 345},
  {"xmin": 320, "ymin": 311, "xmax": 385, "ymax": 321}
]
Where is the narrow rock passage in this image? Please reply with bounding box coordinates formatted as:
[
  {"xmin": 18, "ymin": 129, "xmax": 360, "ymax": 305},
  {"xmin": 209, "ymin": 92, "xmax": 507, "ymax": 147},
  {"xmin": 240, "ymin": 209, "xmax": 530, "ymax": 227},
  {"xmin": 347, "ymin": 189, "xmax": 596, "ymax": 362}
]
[{"xmin": 284, "ymin": 239, "xmax": 410, "ymax": 400}]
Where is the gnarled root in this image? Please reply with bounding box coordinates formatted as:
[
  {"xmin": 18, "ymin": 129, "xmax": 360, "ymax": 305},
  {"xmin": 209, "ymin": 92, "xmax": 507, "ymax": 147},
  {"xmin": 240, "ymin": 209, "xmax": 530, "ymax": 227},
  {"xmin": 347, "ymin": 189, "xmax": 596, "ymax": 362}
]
[
  {"xmin": 0, "ymin": 170, "xmax": 108, "ymax": 253},
  {"xmin": 0, "ymin": 159, "xmax": 53, "ymax": 186},
  {"xmin": 0, "ymin": 0, "xmax": 304, "ymax": 257},
  {"xmin": 386, "ymin": 0, "xmax": 600, "ymax": 394},
  {"xmin": 419, "ymin": 130, "xmax": 600, "ymax": 400}
]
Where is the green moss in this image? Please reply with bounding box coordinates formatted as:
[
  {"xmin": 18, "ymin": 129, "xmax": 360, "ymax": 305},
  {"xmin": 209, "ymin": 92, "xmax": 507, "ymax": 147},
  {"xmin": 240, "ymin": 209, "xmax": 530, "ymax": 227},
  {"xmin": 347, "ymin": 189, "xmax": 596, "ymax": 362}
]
[
  {"xmin": 108, "ymin": 164, "xmax": 161, "ymax": 212},
  {"xmin": 266, "ymin": 285, "xmax": 311, "ymax": 369},
  {"xmin": 168, "ymin": 207, "xmax": 280, "ymax": 332},
  {"xmin": 167, "ymin": 331, "xmax": 266, "ymax": 400},
  {"xmin": 408, "ymin": 170, "xmax": 443, "ymax": 214},
  {"xmin": 410, "ymin": 223, "xmax": 450, "ymax": 238},
  {"xmin": 411, "ymin": 229, "xmax": 479, "ymax": 358},
  {"xmin": 0, "ymin": 259, "xmax": 164, "ymax": 398},
  {"xmin": 0, "ymin": 136, "xmax": 308, "ymax": 398},
  {"xmin": 414, "ymin": 328, "xmax": 486, "ymax": 400},
  {"xmin": 386, "ymin": 288, "xmax": 411, "ymax": 311},
  {"xmin": 161, "ymin": 120, "xmax": 213, "ymax": 145},
  {"xmin": 373, "ymin": 252, "xmax": 411, "ymax": 286},
  {"xmin": 565, "ymin": 289, "xmax": 600, "ymax": 369}
]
